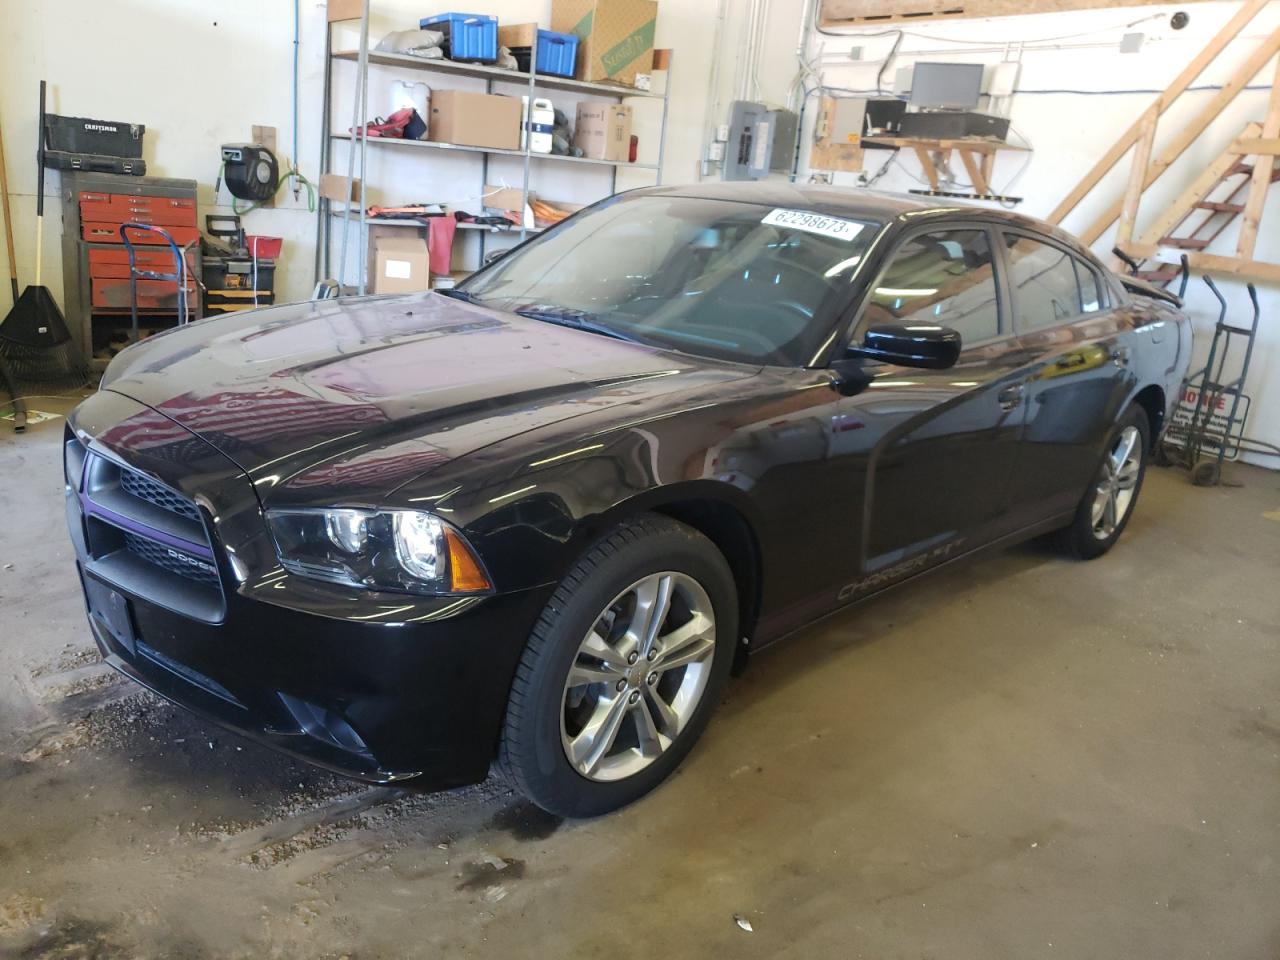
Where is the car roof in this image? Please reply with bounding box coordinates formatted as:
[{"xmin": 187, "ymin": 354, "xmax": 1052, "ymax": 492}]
[
  {"xmin": 629, "ymin": 182, "xmax": 1094, "ymax": 258},
  {"xmin": 635, "ymin": 181, "xmax": 937, "ymax": 220}
]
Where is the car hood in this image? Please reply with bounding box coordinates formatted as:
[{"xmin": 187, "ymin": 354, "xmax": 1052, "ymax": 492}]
[{"xmin": 102, "ymin": 292, "xmax": 754, "ymax": 504}]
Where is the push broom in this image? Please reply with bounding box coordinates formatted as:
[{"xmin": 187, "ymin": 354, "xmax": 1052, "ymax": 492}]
[{"xmin": 0, "ymin": 81, "xmax": 89, "ymax": 389}]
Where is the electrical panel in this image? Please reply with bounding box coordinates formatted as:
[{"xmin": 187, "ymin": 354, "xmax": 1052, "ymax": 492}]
[
  {"xmin": 769, "ymin": 109, "xmax": 799, "ymax": 173},
  {"xmin": 825, "ymin": 99, "xmax": 865, "ymax": 143},
  {"xmin": 722, "ymin": 103, "xmax": 800, "ymax": 180},
  {"xmin": 723, "ymin": 101, "xmax": 773, "ymax": 181}
]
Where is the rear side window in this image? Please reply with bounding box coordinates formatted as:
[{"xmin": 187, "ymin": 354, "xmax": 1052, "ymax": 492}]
[
  {"xmin": 863, "ymin": 229, "xmax": 1001, "ymax": 346},
  {"xmin": 1004, "ymin": 234, "xmax": 1102, "ymax": 331}
]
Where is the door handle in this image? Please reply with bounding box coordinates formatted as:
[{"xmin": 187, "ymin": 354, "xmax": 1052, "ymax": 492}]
[
  {"xmin": 1110, "ymin": 344, "xmax": 1132, "ymax": 367},
  {"xmin": 997, "ymin": 384, "xmax": 1024, "ymax": 410}
]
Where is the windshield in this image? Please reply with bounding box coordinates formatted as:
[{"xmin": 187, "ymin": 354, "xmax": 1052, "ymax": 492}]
[{"xmin": 458, "ymin": 195, "xmax": 881, "ymax": 366}]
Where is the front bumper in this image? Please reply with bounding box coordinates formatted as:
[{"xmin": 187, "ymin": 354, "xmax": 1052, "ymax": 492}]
[{"xmin": 65, "ymin": 390, "xmax": 552, "ymax": 787}]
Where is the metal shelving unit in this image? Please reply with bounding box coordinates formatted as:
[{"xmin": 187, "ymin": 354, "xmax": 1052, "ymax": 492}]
[
  {"xmin": 316, "ymin": 1, "xmax": 673, "ymax": 292},
  {"xmin": 328, "ymin": 132, "xmax": 661, "ymax": 170}
]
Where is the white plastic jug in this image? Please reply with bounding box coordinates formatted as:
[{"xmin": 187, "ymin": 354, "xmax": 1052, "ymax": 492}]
[{"xmin": 521, "ymin": 97, "xmax": 554, "ymax": 155}]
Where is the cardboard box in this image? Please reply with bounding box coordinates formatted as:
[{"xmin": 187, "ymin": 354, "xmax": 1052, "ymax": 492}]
[
  {"xmin": 552, "ymin": 0, "xmax": 657, "ymax": 86},
  {"xmin": 483, "ymin": 184, "xmax": 529, "ymax": 212},
  {"xmin": 326, "ymin": 0, "xmax": 361, "ymax": 22},
  {"xmin": 319, "ymin": 173, "xmax": 362, "ymax": 205},
  {"xmin": 372, "ymin": 234, "xmax": 430, "ymax": 295},
  {"xmin": 574, "ymin": 102, "xmax": 632, "ymax": 162},
  {"xmin": 429, "ymin": 91, "xmax": 521, "ymax": 151},
  {"xmin": 497, "ymin": 22, "xmax": 538, "ymax": 49}
]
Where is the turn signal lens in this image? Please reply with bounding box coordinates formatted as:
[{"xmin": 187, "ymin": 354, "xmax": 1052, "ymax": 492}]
[{"xmin": 445, "ymin": 526, "xmax": 492, "ymax": 592}]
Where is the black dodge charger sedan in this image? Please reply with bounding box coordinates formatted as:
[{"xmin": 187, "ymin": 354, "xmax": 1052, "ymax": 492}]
[{"xmin": 65, "ymin": 184, "xmax": 1190, "ymax": 816}]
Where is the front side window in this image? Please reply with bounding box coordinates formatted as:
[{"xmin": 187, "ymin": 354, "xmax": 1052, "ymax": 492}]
[
  {"xmin": 861, "ymin": 229, "xmax": 1001, "ymax": 347},
  {"xmin": 1004, "ymin": 234, "xmax": 1101, "ymax": 331},
  {"xmin": 459, "ymin": 196, "xmax": 881, "ymax": 366}
]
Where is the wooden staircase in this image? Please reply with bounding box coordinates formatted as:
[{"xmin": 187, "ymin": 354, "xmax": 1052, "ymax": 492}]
[
  {"xmin": 1046, "ymin": 0, "xmax": 1280, "ymax": 286},
  {"xmin": 1136, "ymin": 159, "xmax": 1280, "ymax": 286}
]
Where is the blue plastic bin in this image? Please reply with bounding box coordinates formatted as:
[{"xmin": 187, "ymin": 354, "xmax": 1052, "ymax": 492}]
[
  {"xmin": 420, "ymin": 13, "xmax": 498, "ymax": 63},
  {"xmin": 534, "ymin": 29, "xmax": 579, "ymax": 78}
]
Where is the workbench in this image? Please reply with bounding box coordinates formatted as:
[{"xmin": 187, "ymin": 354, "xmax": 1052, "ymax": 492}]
[{"xmin": 860, "ymin": 136, "xmax": 1030, "ymax": 200}]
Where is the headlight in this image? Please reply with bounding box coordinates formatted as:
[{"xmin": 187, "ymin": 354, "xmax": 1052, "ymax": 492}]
[{"xmin": 265, "ymin": 508, "xmax": 492, "ymax": 595}]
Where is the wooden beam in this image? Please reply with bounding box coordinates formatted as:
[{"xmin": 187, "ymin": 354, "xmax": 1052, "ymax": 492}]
[
  {"xmin": 1237, "ymin": 55, "xmax": 1280, "ymax": 257},
  {"xmin": 957, "ymin": 149, "xmax": 990, "ymax": 195},
  {"xmin": 1076, "ymin": 25, "xmax": 1280, "ymax": 245},
  {"xmin": 914, "ymin": 147, "xmax": 940, "ymax": 190},
  {"xmin": 1114, "ymin": 104, "xmax": 1159, "ymax": 262},
  {"xmin": 1122, "ymin": 244, "xmax": 1280, "ymax": 284},
  {"xmin": 1137, "ymin": 123, "xmax": 1263, "ymax": 246},
  {"xmin": 821, "ymin": 0, "xmax": 1220, "ymax": 27},
  {"xmin": 1187, "ymin": 252, "xmax": 1280, "ymax": 284},
  {"xmin": 1231, "ymin": 137, "xmax": 1280, "ymax": 155},
  {"xmin": 1045, "ymin": 0, "xmax": 1270, "ymax": 226}
]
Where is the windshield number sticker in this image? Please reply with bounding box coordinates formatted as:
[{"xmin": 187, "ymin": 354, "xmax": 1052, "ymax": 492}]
[{"xmin": 761, "ymin": 209, "xmax": 864, "ymax": 242}]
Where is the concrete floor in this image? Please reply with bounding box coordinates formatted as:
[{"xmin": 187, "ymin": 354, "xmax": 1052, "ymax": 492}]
[{"xmin": 2, "ymin": 395, "xmax": 1279, "ymax": 960}]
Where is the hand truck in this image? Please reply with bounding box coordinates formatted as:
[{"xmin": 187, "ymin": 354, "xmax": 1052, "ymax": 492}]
[
  {"xmin": 118, "ymin": 222, "xmax": 197, "ymax": 342},
  {"xmin": 1160, "ymin": 274, "xmax": 1261, "ymax": 486}
]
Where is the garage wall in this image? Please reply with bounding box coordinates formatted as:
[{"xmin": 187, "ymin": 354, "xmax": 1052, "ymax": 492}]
[
  {"xmin": 0, "ymin": 0, "xmax": 804, "ymax": 308},
  {"xmin": 801, "ymin": 1, "xmax": 1280, "ymax": 467}
]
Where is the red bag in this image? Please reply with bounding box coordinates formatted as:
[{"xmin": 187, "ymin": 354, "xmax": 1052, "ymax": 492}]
[
  {"xmin": 427, "ymin": 216, "xmax": 457, "ymax": 276},
  {"xmin": 351, "ymin": 108, "xmax": 418, "ymax": 139}
]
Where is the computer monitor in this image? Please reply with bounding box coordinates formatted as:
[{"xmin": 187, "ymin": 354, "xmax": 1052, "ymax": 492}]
[{"xmin": 910, "ymin": 62, "xmax": 984, "ymax": 109}]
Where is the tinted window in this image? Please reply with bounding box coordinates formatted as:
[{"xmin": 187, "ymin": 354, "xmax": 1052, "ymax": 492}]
[
  {"xmin": 460, "ymin": 196, "xmax": 881, "ymax": 366},
  {"xmin": 863, "ymin": 229, "xmax": 1000, "ymax": 345},
  {"xmin": 1005, "ymin": 235, "xmax": 1101, "ymax": 331}
]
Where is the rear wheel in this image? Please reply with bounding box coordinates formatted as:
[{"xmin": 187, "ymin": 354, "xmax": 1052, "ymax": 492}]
[
  {"xmin": 500, "ymin": 515, "xmax": 737, "ymax": 817},
  {"xmin": 1054, "ymin": 405, "xmax": 1149, "ymax": 560}
]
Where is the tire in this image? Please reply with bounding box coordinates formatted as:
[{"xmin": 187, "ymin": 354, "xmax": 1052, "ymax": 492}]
[
  {"xmin": 1053, "ymin": 404, "xmax": 1150, "ymax": 560},
  {"xmin": 499, "ymin": 514, "xmax": 737, "ymax": 818},
  {"xmin": 1191, "ymin": 458, "xmax": 1221, "ymax": 487}
]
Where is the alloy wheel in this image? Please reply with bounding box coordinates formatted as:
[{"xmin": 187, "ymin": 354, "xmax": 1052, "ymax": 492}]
[
  {"xmin": 1091, "ymin": 425, "xmax": 1142, "ymax": 540},
  {"xmin": 560, "ymin": 572, "xmax": 717, "ymax": 782}
]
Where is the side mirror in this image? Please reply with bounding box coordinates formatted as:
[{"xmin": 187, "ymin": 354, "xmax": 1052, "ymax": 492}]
[{"xmin": 847, "ymin": 323, "xmax": 961, "ymax": 370}]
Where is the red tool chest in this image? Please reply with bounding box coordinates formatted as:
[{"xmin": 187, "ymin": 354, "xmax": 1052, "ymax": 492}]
[
  {"xmin": 87, "ymin": 247, "xmax": 197, "ymax": 279},
  {"xmin": 91, "ymin": 278, "xmax": 197, "ymax": 310},
  {"xmin": 82, "ymin": 222, "xmax": 201, "ymax": 245},
  {"xmin": 79, "ymin": 192, "xmax": 197, "ymax": 226},
  {"xmin": 61, "ymin": 172, "xmax": 203, "ymax": 368},
  {"xmin": 78, "ymin": 189, "xmax": 199, "ymax": 308}
]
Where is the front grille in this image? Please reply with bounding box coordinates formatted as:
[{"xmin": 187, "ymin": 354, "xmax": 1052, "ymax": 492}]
[
  {"xmin": 119, "ymin": 470, "xmax": 202, "ymax": 522},
  {"xmin": 70, "ymin": 445, "xmax": 227, "ymax": 622},
  {"xmin": 123, "ymin": 532, "xmax": 220, "ymax": 587}
]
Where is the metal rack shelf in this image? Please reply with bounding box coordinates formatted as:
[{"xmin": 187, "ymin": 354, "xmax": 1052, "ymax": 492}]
[
  {"xmin": 327, "ymin": 207, "xmax": 546, "ymax": 234},
  {"xmin": 330, "ymin": 49, "xmax": 665, "ymax": 100},
  {"xmin": 317, "ymin": 1, "xmax": 673, "ymax": 292},
  {"xmin": 328, "ymin": 132, "xmax": 660, "ymax": 171}
]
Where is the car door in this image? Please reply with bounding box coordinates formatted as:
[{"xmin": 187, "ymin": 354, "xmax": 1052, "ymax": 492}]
[
  {"xmin": 994, "ymin": 229, "xmax": 1135, "ymax": 524},
  {"xmin": 832, "ymin": 222, "xmax": 1033, "ymax": 600}
]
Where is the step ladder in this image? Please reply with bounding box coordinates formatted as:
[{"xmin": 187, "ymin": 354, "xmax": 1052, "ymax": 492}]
[{"xmin": 1138, "ymin": 160, "xmax": 1280, "ymax": 286}]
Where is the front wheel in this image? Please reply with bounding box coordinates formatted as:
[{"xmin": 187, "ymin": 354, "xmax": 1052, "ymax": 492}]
[
  {"xmin": 1053, "ymin": 405, "xmax": 1149, "ymax": 560},
  {"xmin": 500, "ymin": 515, "xmax": 737, "ymax": 817}
]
